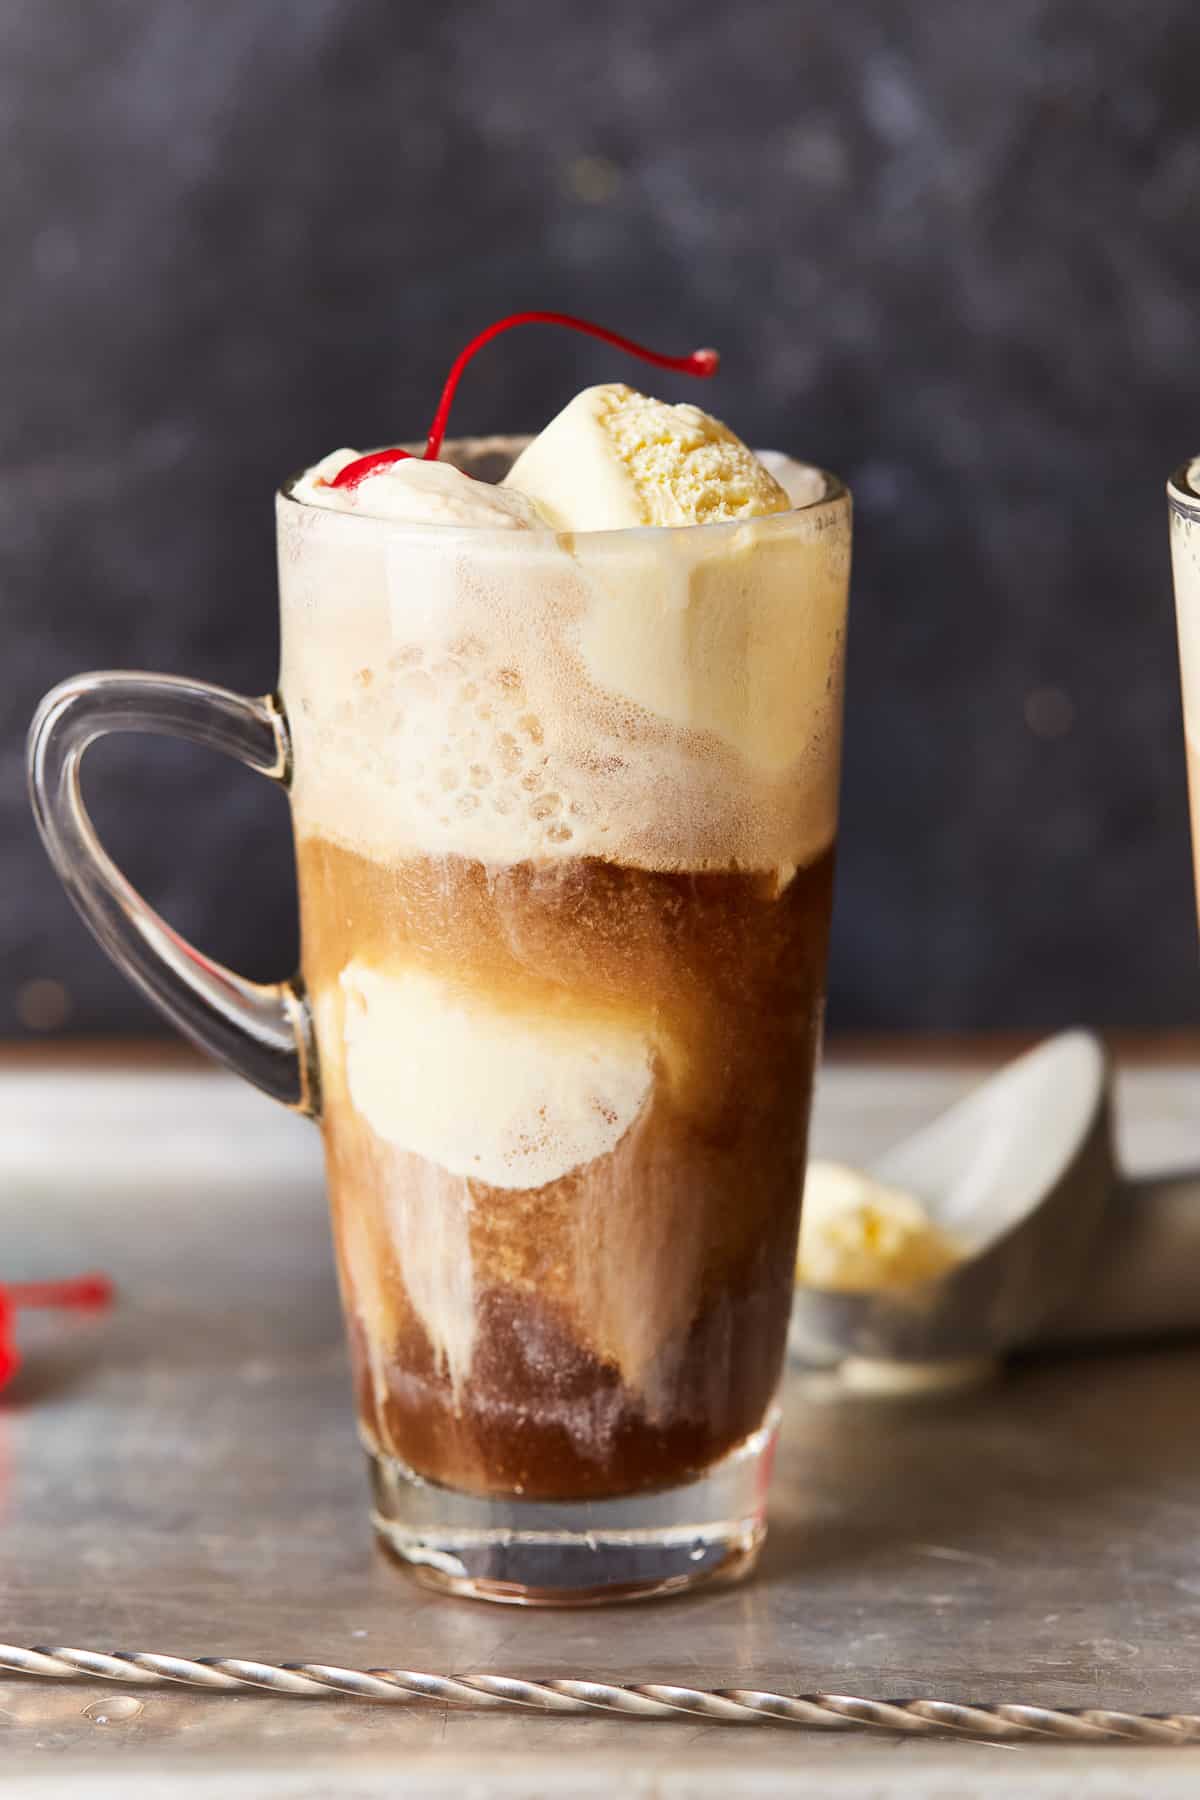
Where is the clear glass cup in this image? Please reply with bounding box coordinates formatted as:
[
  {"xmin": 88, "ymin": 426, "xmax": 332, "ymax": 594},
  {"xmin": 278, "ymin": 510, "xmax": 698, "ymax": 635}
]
[
  {"xmin": 1171, "ymin": 460, "xmax": 1200, "ymax": 909},
  {"xmin": 28, "ymin": 438, "xmax": 851, "ymax": 1604}
]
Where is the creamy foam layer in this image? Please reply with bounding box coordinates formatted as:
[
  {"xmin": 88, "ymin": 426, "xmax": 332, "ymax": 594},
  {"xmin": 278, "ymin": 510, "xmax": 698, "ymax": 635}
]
[
  {"xmin": 278, "ymin": 442, "xmax": 849, "ymax": 876},
  {"xmin": 293, "ymin": 446, "xmax": 548, "ymax": 529}
]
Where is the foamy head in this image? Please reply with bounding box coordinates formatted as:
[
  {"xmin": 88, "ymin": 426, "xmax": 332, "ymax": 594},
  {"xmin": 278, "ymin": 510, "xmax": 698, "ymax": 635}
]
[{"xmin": 277, "ymin": 438, "xmax": 850, "ymax": 876}]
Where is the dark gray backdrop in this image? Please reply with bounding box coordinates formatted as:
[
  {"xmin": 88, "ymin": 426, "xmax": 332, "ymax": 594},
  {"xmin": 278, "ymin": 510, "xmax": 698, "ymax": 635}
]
[{"xmin": 3, "ymin": 0, "xmax": 1198, "ymax": 1036}]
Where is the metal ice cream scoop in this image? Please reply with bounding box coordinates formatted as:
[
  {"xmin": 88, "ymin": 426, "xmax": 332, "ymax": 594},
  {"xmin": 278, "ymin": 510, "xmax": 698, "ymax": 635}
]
[{"xmin": 790, "ymin": 1032, "xmax": 1200, "ymax": 1389}]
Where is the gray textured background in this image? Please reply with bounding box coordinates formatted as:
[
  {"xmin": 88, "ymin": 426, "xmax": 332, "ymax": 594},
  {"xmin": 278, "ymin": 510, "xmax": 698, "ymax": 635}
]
[{"xmin": 3, "ymin": 0, "xmax": 1198, "ymax": 1037}]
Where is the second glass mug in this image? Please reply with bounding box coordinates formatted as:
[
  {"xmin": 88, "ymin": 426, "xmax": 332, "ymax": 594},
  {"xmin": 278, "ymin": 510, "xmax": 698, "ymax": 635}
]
[
  {"xmin": 1171, "ymin": 459, "xmax": 1200, "ymax": 911},
  {"xmin": 28, "ymin": 440, "xmax": 851, "ymax": 1604}
]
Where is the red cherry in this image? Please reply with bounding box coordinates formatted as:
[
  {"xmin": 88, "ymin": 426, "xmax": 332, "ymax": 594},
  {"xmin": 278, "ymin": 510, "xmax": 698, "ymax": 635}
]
[
  {"xmin": 327, "ymin": 310, "xmax": 720, "ymax": 493},
  {"xmin": 0, "ymin": 1274, "xmax": 113, "ymax": 1393},
  {"xmin": 324, "ymin": 445, "xmax": 414, "ymax": 491},
  {"xmin": 6, "ymin": 1274, "xmax": 113, "ymax": 1310},
  {"xmin": 0, "ymin": 1292, "xmax": 17, "ymax": 1392}
]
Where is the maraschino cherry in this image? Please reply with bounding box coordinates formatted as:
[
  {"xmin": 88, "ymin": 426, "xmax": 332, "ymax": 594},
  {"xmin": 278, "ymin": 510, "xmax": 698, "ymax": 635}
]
[
  {"xmin": 327, "ymin": 310, "xmax": 720, "ymax": 493},
  {"xmin": 0, "ymin": 1273, "xmax": 112, "ymax": 1392}
]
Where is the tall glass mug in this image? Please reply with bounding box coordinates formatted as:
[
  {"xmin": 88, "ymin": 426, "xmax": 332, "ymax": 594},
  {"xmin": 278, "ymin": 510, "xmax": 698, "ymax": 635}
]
[
  {"xmin": 1171, "ymin": 460, "xmax": 1200, "ymax": 906},
  {"xmin": 29, "ymin": 439, "xmax": 851, "ymax": 1604}
]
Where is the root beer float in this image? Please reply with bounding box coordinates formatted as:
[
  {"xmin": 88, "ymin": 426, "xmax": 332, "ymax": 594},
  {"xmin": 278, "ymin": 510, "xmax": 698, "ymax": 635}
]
[{"xmin": 279, "ymin": 315, "xmax": 850, "ymax": 1576}]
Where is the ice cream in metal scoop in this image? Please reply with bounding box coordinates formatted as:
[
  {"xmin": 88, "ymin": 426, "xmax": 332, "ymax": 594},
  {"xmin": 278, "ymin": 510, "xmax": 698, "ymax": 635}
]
[{"xmin": 792, "ymin": 1032, "xmax": 1200, "ymax": 1390}]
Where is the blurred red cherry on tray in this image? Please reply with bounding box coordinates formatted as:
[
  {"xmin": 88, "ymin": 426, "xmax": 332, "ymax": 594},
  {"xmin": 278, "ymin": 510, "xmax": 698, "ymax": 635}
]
[{"xmin": 0, "ymin": 1274, "xmax": 113, "ymax": 1394}]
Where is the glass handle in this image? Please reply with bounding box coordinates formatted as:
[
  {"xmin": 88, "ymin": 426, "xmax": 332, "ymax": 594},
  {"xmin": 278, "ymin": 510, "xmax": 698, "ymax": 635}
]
[{"xmin": 27, "ymin": 671, "xmax": 318, "ymax": 1115}]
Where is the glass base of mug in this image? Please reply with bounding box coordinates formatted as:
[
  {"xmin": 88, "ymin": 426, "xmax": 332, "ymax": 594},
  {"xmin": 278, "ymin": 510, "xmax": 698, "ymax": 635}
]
[{"xmin": 366, "ymin": 1409, "xmax": 777, "ymax": 1606}]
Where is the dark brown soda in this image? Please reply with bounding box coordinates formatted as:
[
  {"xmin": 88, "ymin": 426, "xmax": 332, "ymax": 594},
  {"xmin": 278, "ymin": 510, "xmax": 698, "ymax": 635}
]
[{"xmin": 299, "ymin": 838, "xmax": 834, "ymax": 1501}]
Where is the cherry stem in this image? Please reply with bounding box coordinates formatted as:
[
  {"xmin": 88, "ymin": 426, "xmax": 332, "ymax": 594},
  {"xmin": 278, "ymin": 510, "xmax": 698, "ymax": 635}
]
[
  {"xmin": 5, "ymin": 1274, "xmax": 113, "ymax": 1311},
  {"xmin": 422, "ymin": 311, "xmax": 719, "ymax": 462},
  {"xmin": 328, "ymin": 312, "xmax": 719, "ymax": 490}
]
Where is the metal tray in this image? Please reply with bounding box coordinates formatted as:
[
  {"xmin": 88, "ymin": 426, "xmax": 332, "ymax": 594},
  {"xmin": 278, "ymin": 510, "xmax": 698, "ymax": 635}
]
[{"xmin": 3, "ymin": 1050, "xmax": 1200, "ymax": 1795}]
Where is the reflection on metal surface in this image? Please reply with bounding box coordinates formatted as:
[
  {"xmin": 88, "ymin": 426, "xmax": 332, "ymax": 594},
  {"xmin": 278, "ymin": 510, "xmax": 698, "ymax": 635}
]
[
  {"xmin": 0, "ymin": 1645, "xmax": 1197, "ymax": 1745},
  {"xmin": 81, "ymin": 1693, "xmax": 144, "ymax": 1724}
]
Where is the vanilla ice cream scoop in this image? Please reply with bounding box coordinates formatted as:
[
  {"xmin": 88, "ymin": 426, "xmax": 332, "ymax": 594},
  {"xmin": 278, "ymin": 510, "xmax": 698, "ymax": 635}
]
[
  {"xmin": 334, "ymin": 961, "xmax": 654, "ymax": 1191},
  {"xmin": 797, "ymin": 1161, "xmax": 962, "ymax": 1293},
  {"xmin": 293, "ymin": 447, "xmax": 548, "ymax": 530},
  {"xmin": 502, "ymin": 383, "xmax": 792, "ymax": 531}
]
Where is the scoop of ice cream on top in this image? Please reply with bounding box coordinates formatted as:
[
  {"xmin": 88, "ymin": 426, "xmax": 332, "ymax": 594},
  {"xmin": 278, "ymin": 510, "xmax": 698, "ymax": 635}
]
[
  {"xmin": 503, "ymin": 383, "xmax": 791, "ymax": 531},
  {"xmin": 288, "ymin": 309, "xmax": 789, "ymax": 533},
  {"xmin": 292, "ymin": 445, "xmax": 547, "ymax": 530}
]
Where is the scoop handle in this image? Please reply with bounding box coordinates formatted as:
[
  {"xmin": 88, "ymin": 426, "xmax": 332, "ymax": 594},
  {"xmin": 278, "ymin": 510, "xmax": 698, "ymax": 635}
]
[{"xmin": 1040, "ymin": 1173, "xmax": 1200, "ymax": 1345}]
